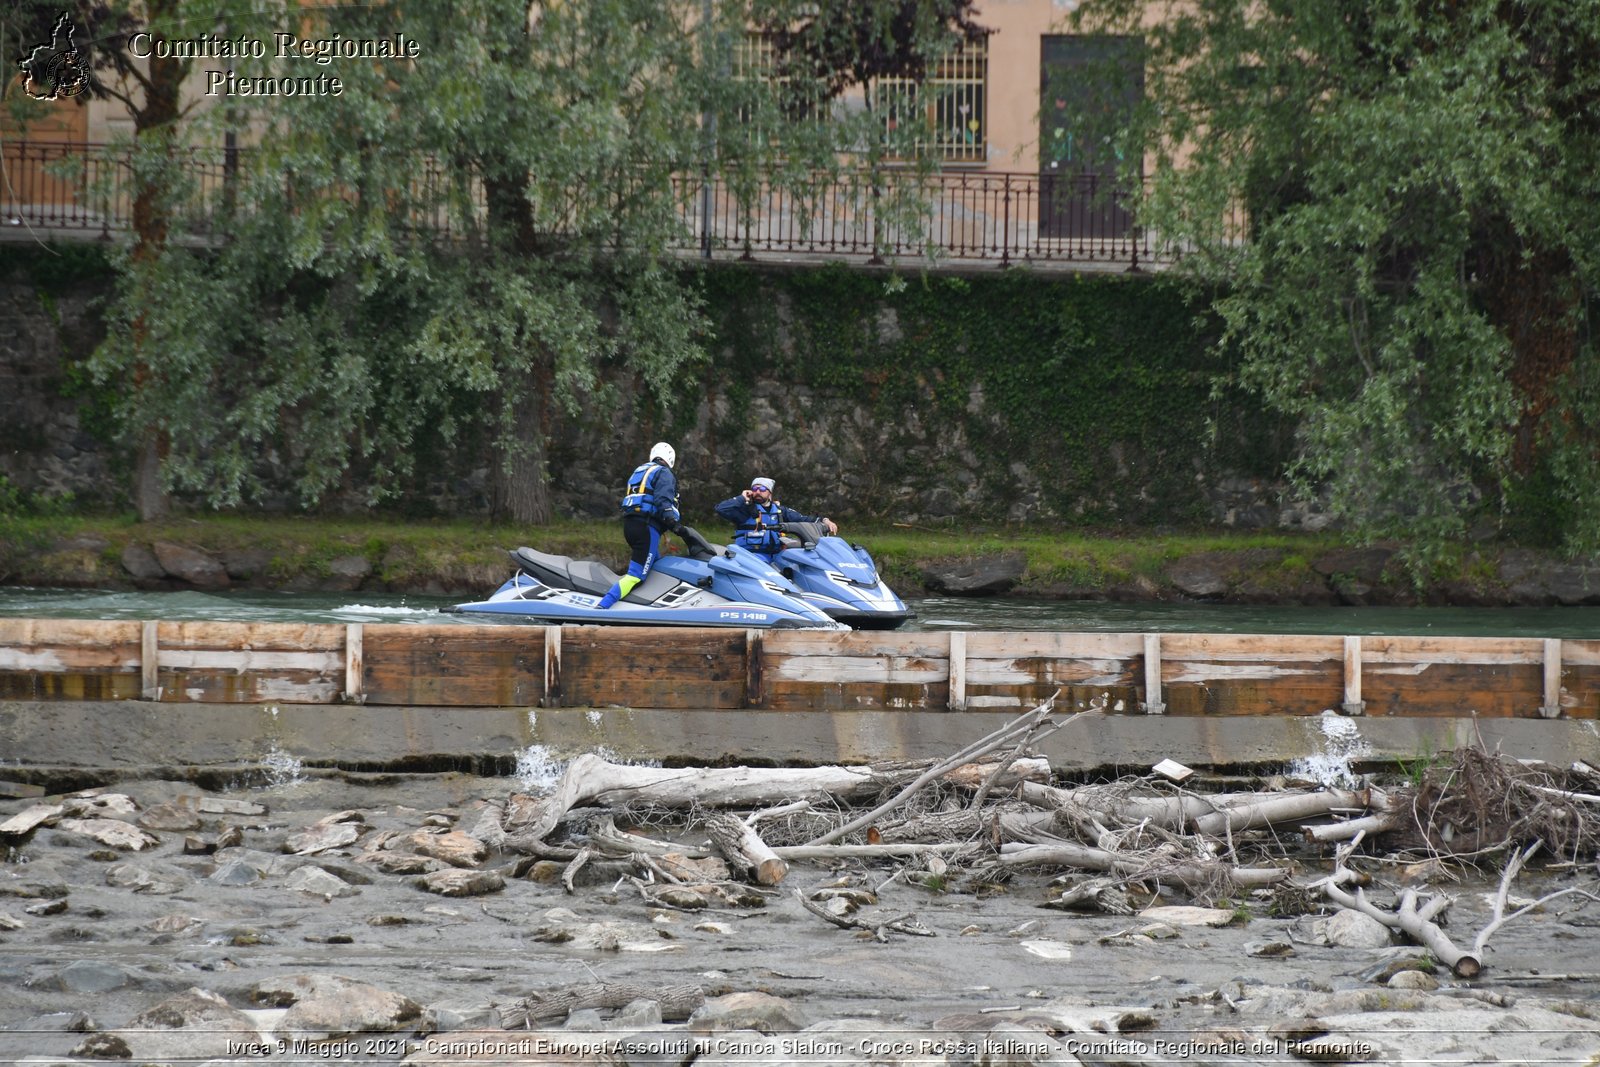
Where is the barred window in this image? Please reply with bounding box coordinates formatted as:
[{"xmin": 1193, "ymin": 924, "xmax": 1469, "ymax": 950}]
[
  {"xmin": 732, "ymin": 32, "xmax": 825, "ymax": 134},
  {"xmin": 735, "ymin": 33, "xmax": 988, "ymax": 162},
  {"xmin": 873, "ymin": 37, "xmax": 989, "ymax": 163}
]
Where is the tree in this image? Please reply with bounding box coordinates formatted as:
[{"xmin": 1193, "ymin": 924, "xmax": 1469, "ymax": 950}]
[
  {"xmin": 1070, "ymin": 0, "xmax": 1600, "ymax": 551},
  {"xmin": 89, "ymin": 0, "xmax": 721, "ymax": 522},
  {"xmin": 84, "ymin": 0, "xmax": 997, "ymax": 522},
  {"xmin": 9, "ymin": 0, "xmax": 261, "ymax": 521}
]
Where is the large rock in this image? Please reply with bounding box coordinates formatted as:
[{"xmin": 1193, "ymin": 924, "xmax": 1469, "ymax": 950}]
[
  {"xmin": 1165, "ymin": 555, "xmax": 1230, "ymax": 599},
  {"xmin": 689, "ymin": 992, "xmax": 809, "ymax": 1035},
  {"xmin": 55, "ymin": 960, "xmax": 134, "ymax": 994},
  {"xmin": 285, "ymin": 820, "xmax": 366, "ymax": 856},
  {"xmin": 56, "ymin": 818, "xmax": 160, "ymax": 852},
  {"xmin": 101, "ymin": 988, "xmax": 266, "ymax": 1063},
  {"xmin": 1314, "ymin": 909, "xmax": 1393, "ymax": 949},
  {"xmin": 417, "ymin": 869, "xmax": 505, "ymax": 897},
  {"xmin": 105, "ymin": 862, "xmax": 189, "ymax": 894},
  {"xmin": 283, "ymin": 866, "xmax": 360, "ymax": 899},
  {"xmin": 274, "ymin": 978, "xmax": 422, "ymax": 1040},
  {"xmin": 321, "ymin": 554, "xmax": 373, "ymax": 592},
  {"xmin": 120, "ymin": 542, "xmax": 167, "ymax": 582},
  {"xmin": 151, "ymin": 541, "xmax": 230, "ymax": 588},
  {"xmin": 403, "ymin": 829, "xmax": 489, "ymax": 869},
  {"xmin": 921, "ymin": 553, "xmax": 1026, "ymax": 596}
]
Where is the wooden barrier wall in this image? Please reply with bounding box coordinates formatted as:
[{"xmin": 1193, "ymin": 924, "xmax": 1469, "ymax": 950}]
[{"xmin": 0, "ymin": 619, "xmax": 1596, "ymax": 719}]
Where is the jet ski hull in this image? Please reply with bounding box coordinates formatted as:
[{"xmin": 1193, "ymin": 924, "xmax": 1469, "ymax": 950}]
[{"xmin": 450, "ymin": 532, "xmax": 847, "ymax": 630}]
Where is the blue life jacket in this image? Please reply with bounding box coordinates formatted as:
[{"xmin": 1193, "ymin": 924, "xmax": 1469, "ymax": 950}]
[
  {"xmin": 734, "ymin": 499, "xmax": 785, "ymax": 551},
  {"xmin": 620, "ymin": 460, "xmax": 679, "ymax": 524}
]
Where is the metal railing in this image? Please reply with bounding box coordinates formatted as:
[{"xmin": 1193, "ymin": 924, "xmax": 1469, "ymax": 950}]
[{"xmin": 3, "ymin": 141, "xmax": 1229, "ymax": 269}]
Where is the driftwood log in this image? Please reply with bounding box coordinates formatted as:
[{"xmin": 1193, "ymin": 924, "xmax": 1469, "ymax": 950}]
[
  {"xmin": 1019, "ymin": 782, "xmax": 1378, "ymax": 836},
  {"xmin": 501, "ymin": 982, "xmax": 705, "ymax": 1029},
  {"xmin": 507, "ymin": 751, "xmax": 1055, "ymax": 848},
  {"xmin": 999, "ymin": 841, "xmax": 1290, "ymax": 891},
  {"xmin": 705, "ymin": 812, "xmax": 788, "ymax": 886}
]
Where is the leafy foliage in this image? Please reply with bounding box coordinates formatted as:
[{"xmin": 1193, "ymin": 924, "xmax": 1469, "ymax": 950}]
[
  {"xmin": 697, "ymin": 265, "xmax": 1278, "ymax": 525},
  {"xmin": 78, "ymin": 0, "xmax": 1001, "ymax": 520},
  {"xmin": 1072, "ymin": 0, "xmax": 1600, "ymax": 551}
]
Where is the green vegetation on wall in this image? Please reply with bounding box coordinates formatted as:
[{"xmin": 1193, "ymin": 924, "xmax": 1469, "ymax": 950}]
[{"xmin": 696, "ymin": 264, "xmax": 1289, "ymax": 524}]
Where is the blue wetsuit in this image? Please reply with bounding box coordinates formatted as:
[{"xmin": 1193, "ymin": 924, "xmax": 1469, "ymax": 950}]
[{"xmin": 598, "ymin": 460, "xmax": 681, "ymax": 608}]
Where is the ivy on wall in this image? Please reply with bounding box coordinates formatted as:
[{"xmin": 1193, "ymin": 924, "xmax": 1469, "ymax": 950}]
[{"xmin": 694, "ymin": 263, "xmax": 1289, "ymax": 524}]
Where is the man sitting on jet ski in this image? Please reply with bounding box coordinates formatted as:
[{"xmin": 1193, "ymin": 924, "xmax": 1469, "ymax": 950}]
[
  {"xmin": 597, "ymin": 441, "xmax": 688, "ymax": 608},
  {"xmin": 714, "ymin": 475, "xmax": 837, "ymax": 555}
]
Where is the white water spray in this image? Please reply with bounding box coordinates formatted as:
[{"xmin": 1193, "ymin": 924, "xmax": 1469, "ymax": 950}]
[
  {"xmin": 260, "ymin": 741, "xmax": 305, "ymax": 787},
  {"xmin": 1287, "ymin": 709, "xmax": 1373, "ymax": 788}
]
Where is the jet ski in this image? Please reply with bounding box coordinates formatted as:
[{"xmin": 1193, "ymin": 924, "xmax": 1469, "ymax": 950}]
[
  {"xmin": 761, "ymin": 522, "xmax": 914, "ymax": 630},
  {"xmin": 447, "ymin": 526, "xmax": 847, "ymax": 630}
]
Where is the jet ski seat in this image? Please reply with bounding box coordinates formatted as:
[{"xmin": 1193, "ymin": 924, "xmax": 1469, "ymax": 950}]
[{"xmin": 510, "ymin": 548, "xmax": 619, "ymax": 596}]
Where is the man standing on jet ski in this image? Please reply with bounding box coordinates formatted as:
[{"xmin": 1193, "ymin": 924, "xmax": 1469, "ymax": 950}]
[
  {"xmin": 714, "ymin": 475, "xmax": 837, "ymax": 555},
  {"xmin": 597, "ymin": 442, "xmax": 686, "ymax": 608}
]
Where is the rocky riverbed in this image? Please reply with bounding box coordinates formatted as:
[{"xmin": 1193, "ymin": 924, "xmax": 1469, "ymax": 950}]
[{"xmin": 3, "ymin": 769, "xmax": 1599, "ymax": 1067}]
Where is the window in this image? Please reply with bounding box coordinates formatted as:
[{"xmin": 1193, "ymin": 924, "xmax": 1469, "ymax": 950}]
[
  {"xmin": 734, "ymin": 32, "xmax": 989, "ymax": 163},
  {"xmin": 873, "ymin": 36, "xmax": 988, "ymax": 163}
]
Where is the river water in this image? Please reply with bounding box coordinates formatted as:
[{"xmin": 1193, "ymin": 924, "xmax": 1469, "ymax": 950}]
[{"xmin": 2, "ymin": 586, "xmax": 1600, "ymax": 637}]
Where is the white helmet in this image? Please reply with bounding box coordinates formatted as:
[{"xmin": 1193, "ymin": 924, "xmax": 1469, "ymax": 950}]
[{"xmin": 649, "ymin": 441, "xmax": 675, "ymax": 468}]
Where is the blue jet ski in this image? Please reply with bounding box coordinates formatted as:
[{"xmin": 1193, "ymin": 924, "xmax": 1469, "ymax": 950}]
[
  {"xmin": 448, "ymin": 526, "xmax": 847, "ymax": 630},
  {"xmin": 759, "ymin": 522, "xmax": 914, "ymax": 630}
]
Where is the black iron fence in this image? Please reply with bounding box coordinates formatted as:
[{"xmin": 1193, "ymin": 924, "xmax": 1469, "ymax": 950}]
[{"xmin": 3, "ymin": 141, "xmax": 1234, "ymax": 269}]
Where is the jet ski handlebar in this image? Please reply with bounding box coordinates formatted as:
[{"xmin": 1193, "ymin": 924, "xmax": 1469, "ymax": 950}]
[
  {"xmin": 774, "ymin": 521, "xmax": 826, "ymax": 549},
  {"xmin": 675, "ymin": 524, "xmax": 725, "ymax": 560}
]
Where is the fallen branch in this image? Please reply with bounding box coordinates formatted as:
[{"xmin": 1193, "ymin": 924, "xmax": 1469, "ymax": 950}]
[
  {"xmin": 805, "ymin": 693, "xmax": 1069, "ymax": 847},
  {"xmin": 998, "ymin": 841, "xmax": 1290, "ymax": 891},
  {"xmin": 773, "ymin": 842, "xmax": 971, "ymax": 861},
  {"xmin": 705, "ymin": 812, "xmax": 788, "ymax": 886},
  {"xmin": 793, "ymin": 889, "xmax": 935, "ymax": 942},
  {"xmin": 501, "ymin": 982, "xmax": 704, "ymax": 1029},
  {"xmin": 510, "ymin": 748, "xmax": 1052, "ymax": 847},
  {"xmin": 1303, "ymin": 813, "xmax": 1400, "ymax": 844}
]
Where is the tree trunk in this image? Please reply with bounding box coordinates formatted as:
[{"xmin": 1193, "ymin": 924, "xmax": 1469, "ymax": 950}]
[
  {"xmin": 128, "ymin": 5, "xmax": 183, "ymax": 523},
  {"xmin": 491, "ymin": 387, "xmax": 550, "ymax": 524},
  {"xmin": 1478, "ymin": 239, "xmax": 1582, "ymax": 473}
]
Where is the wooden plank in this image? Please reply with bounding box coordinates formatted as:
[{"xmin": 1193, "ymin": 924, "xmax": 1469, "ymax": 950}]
[
  {"xmin": 1343, "ymin": 635, "xmax": 1363, "ymax": 713},
  {"xmin": 963, "ymin": 632, "xmax": 1145, "ymax": 658},
  {"xmin": 1361, "ymin": 635, "xmax": 1545, "ymax": 665},
  {"xmin": 145, "ymin": 621, "xmax": 345, "ymax": 704},
  {"xmin": 1562, "ymin": 663, "xmax": 1600, "ymax": 718},
  {"xmin": 765, "ymin": 653, "xmax": 948, "ymax": 685},
  {"xmin": 362, "ymin": 623, "xmax": 546, "ymax": 707},
  {"xmin": 544, "ymin": 625, "xmax": 562, "ymax": 708},
  {"xmin": 1143, "ymin": 633, "xmax": 1164, "ymax": 714},
  {"xmin": 948, "ymin": 631, "xmax": 966, "ymax": 711},
  {"xmin": 745, "ymin": 629, "xmax": 763, "ymax": 708},
  {"xmin": 344, "ymin": 623, "xmax": 364, "ymax": 704},
  {"xmin": 1162, "ymin": 679, "xmax": 1344, "ymax": 717},
  {"xmin": 0, "ymin": 619, "xmax": 141, "ymax": 650},
  {"xmin": 558, "ymin": 626, "xmax": 744, "ymax": 710},
  {"xmin": 1363, "ymin": 661, "xmax": 1543, "ymax": 718},
  {"xmin": 1561, "ymin": 640, "xmax": 1600, "ymax": 666},
  {"xmin": 141, "ymin": 621, "xmax": 159, "ymax": 700},
  {"xmin": 0, "ymin": 619, "xmax": 142, "ymax": 701},
  {"xmin": 156, "ymin": 649, "xmax": 342, "ymax": 672},
  {"xmin": 0, "ymin": 671, "xmax": 141, "ymax": 701},
  {"xmin": 1162, "ymin": 633, "xmax": 1346, "ymax": 659},
  {"xmin": 157, "ymin": 621, "xmax": 347, "ymax": 651},
  {"xmin": 966, "ymin": 656, "xmax": 1139, "ymax": 687},
  {"xmin": 1160, "ymin": 633, "xmax": 1344, "ymax": 716}
]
